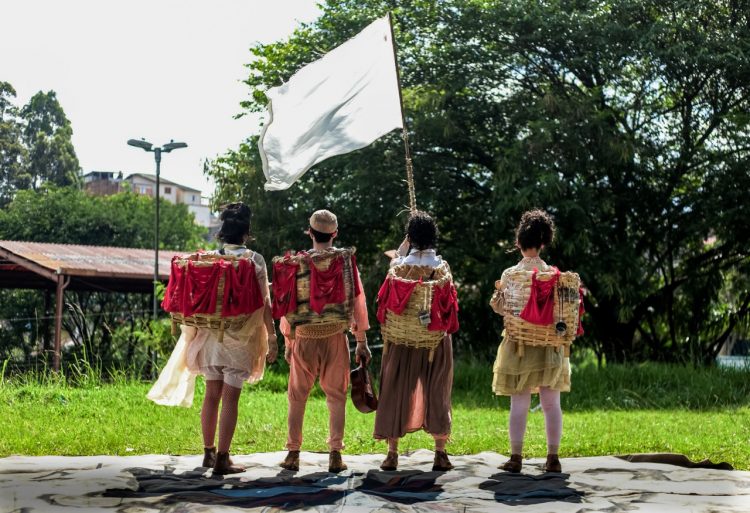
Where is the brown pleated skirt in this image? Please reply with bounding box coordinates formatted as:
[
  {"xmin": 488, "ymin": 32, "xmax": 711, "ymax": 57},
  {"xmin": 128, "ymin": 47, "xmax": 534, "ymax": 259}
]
[{"xmin": 373, "ymin": 335, "xmax": 453, "ymax": 440}]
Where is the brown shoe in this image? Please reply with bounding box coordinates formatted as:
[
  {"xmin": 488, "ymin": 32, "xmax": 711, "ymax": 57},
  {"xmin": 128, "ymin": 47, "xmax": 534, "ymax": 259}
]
[
  {"xmin": 432, "ymin": 450, "xmax": 454, "ymax": 471},
  {"xmin": 279, "ymin": 450, "xmax": 300, "ymax": 471},
  {"xmin": 500, "ymin": 454, "xmax": 522, "ymax": 473},
  {"xmin": 544, "ymin": 454, "xmax": 562, "ymax": 473},
  {"xmin": 213, "ymin": 451, "xmax": 246, "ymax": 475},
  {"xmin": 202, "ymin": 446, "xmax": 217, "ymax": 468},
  {"xmin": 328, "ymin": 450, "xmax": 348, "ymax": 473},
  {"xmin": 380, "ymin": 451, "xmax": 398, "ymax": 471}
]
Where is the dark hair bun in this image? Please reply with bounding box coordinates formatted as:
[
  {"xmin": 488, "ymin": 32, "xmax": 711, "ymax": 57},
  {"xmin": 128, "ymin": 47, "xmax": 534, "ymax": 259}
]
[
  {"xmin": 407, "ymin": 210, "xmax": 438, "ymax": 251},
  {"xmin": 516, "ymin": 209, "xmax": 554, "ymax": 250},
  {"xmin": 220, "ymin": 202, "xmax": 251, "ymax": 223},
  {"xmin": 217, "ymin": 202, "xmax": 252, "ymax": 244}
]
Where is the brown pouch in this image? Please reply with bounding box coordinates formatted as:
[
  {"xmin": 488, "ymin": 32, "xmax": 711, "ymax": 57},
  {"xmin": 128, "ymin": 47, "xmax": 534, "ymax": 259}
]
[{"xmin": 350, "ymin": 363, "xmax": 378, "ymax": 413}]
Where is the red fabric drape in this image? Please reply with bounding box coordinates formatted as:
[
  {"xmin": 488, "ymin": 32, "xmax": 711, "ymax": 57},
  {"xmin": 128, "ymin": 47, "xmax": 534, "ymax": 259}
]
[
  {"xmin": 428, "ymin": 281, "xmax": 460, "ymax": 334},
  {"xmin": 181, "ymin": 260, "xmax": 224, "ymax": 316},
  {"xmin": 163, "ymin": 256, "xmax": 265, "ymax": 317},
  {"xmin": 272, "ymin": 260, "xmax": 299, "ymax": 319},
  {"xmin": 222, "ymin": 258, "xmax": 264, "ymax": 316},
  {"xmin": 308, "ymin": 255, "xmax": 346, "ymax": 314},
  {"xmin": 576, "ymin": 287, "xmax": 585, "ymax": 336},
  {"xmin": 376, "ymin": 276, "xmax": 419, "ymax": 323},
  {"xmin": 161, "ymin": 256, "xmax": 185, "ymax": 313},
  {"xmin": 519, "ymin": 268, "xmax": 560, "ymax": 326}
]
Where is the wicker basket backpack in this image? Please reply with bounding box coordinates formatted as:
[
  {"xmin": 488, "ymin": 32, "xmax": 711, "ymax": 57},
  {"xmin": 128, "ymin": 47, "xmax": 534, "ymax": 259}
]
[
  {"xmin": 162, "ymin": 251, "xmax": 264, "ymax": 343},
  {"xmin": 499, "ymin": 268, "xmax": 582, "ymax": 357},
  {"xmin": 272, "ymin": 247, "xmax": 358, "ymax": 338},
  {"xmin": 378, "ymin": 261, "xmax": 457, "ymax": 362}
]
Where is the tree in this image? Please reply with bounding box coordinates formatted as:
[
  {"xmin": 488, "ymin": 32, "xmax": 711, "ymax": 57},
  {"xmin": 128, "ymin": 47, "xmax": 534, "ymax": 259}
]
[
  {"xmin": 0, "ymin": 82, "xmax": 27, "ymax": 206},
  {"xmin": 20, "ymin": 90, "xmax": 80, "ymax": 190},
  {"xmin": 208, "ymin": 0, "xmax": 750, "ymax": 364}
]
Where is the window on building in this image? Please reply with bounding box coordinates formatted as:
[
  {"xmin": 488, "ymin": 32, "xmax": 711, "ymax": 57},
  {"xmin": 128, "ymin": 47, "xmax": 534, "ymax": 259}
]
[
  {"xmin": 192, "ymin": 195, "xmax": 196, "ymax": 202},
  {"xmin": 164, "ymin": 187, "xmax": 172, "ymax": 194}
]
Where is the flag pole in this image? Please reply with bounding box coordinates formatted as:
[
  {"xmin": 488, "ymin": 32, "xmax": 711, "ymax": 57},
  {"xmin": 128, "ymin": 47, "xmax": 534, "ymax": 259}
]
[{"xmin": 388, "ymin": 11, "xmax": 417, "ymax": 213}]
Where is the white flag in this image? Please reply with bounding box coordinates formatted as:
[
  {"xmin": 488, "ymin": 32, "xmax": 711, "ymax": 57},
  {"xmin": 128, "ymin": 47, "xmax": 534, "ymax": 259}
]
[{"xmin": 258, "ymin": 16, "xmax": 403, "ymax": 191}]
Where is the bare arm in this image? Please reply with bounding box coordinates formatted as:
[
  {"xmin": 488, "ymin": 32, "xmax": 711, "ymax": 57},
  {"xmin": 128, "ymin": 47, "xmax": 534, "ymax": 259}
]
[
  {"xmin": 350, "ymin": 269, "xmax": 371, "ymax": 365},
  {"xmin": 254, "ymin": 252, "xmax": 277, "ymax": 362}
]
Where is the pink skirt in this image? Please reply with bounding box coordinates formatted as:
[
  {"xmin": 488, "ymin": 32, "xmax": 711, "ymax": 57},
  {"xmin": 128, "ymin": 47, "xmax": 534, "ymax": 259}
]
[{"xmin": 373, "ymin": 335, "xmax": 453, "ymax": 439}]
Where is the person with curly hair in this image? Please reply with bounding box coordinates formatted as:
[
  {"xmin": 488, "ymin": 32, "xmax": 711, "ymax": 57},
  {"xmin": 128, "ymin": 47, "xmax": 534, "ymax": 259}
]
[
  {"xmin": 490, "ymin": 209, "xmax": 569, "ymax": 474},
  {"xmin": 374, "ymin": 210, "xmax": 457, "ymax": 472}
]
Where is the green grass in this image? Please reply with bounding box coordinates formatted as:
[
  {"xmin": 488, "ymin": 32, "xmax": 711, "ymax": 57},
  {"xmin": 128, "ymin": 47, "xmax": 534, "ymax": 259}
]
[{"xmin": 1, "ymin": 362, "xmax": 749, "ymax": 469}]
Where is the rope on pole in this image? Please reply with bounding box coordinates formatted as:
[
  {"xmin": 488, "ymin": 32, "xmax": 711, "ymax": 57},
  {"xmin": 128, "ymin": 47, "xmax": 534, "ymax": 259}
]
[
  {"xmin": 389, "ymin": 12, "xmax": 417, "ymax": 213},
  {"xmin": 402, "ymin": 128, "xmax": 417, "ymax": 212}
]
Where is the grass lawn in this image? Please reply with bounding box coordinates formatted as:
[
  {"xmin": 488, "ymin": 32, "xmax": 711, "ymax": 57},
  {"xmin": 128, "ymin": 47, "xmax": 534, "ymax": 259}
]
[{"xmin": 2, "ymin": 362, "xmax": 749, "ymax": 469}]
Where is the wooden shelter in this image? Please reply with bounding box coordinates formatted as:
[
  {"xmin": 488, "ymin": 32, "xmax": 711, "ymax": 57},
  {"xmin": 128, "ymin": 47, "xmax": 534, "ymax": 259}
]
[{"xmin": 0, "ymin": 241, "xmax": 176, "ymax": 370}]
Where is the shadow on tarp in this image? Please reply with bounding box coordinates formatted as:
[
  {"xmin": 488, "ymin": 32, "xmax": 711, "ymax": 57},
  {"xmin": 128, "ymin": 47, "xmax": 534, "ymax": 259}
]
[
  {"xmin": 479, "ymin": 471, "xmax": 584, "ymax": 505},
  {"xmin": 104, "ymin": 466, "xmax": 444, "ymax": 509},
  {"xmin": 355, "ymin": 469, "xmax": 444, "ymax": 504},
  {"xmin": 104, "ymin": 467, "xmax": 348, "ymax": 510}
]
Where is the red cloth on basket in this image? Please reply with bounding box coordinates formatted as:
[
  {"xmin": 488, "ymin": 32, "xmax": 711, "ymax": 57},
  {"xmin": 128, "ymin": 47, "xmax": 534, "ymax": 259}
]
[
  {"xmin": 309, "ymin": 255, "xmax": 346, "ymax": 314},
  {"xmin": 181, "ymin": 260, "xmax": 224, "ymax": 316},
  {"xmin": 376, "ymin": 276, "xmax": 419, "ymax": 323},
  {"xmin": 222, "ymin": 258, "xmax": 264, "ymax": 316},
  {"xmin": 519, "ymin": 267, "xmax": 560, "ymax": 326},
  {"xmin": 272, "ymin": 259, "xmax": 299, "ymax": 319},
  {"xmin": 161, "ymin": 256, "xmax": 186, "ymax": 313},
  {"xmin": 428, "ymin": 281, "xmax": 460, "ymax": 334}
]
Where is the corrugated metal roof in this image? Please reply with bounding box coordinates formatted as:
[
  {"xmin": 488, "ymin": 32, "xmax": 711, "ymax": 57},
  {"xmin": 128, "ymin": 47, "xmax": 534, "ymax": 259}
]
[{"xmin": 0, "ymin": 240, "xmax": 181, "ymax": 280}]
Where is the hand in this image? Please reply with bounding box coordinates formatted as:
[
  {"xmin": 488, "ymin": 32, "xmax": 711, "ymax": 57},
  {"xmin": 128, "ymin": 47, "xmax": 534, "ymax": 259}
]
[
  {"xmin": 284, "ymin": 343, "xmax": 293, "ymax": 364},
  {"xmin": 355, "ymin": 340, "xmax": 371, "ymax": 367},
  {"xmin": 266, "ymin": 333, "xmax": 278, "ymax": 363}
]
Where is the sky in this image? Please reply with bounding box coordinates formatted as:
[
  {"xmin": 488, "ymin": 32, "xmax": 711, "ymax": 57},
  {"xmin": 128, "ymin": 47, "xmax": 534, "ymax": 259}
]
[{"xmin": 0, "ymin": 0, "xmax": 322, "ymax": 197}]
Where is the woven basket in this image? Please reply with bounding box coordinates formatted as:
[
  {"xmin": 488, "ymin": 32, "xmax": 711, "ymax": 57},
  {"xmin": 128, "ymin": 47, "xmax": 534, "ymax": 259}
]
[
  {"xmin": 273, "ymin": 248, "xmax": 357, "ymax": 335},
  {"xmin": 501, "ymin": 269, "xmax": 581, "ymax": 357},
  {"xmin": 168, "ymin": 252, "xmax": 253, "ymax": 344},
  {"xmin": 381, "ymin": 262, "xmax": 453, "ymax": 361}
]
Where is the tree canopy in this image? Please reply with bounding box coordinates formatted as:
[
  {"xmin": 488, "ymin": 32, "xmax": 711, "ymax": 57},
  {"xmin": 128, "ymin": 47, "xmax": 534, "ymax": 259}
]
[
  {"xmin": 0, "ymin": 84, "xmax": 80, "ymax": 206},
  {"xmin": 207, "ymin": 0, "xmax": 750, "ymax": 364}
]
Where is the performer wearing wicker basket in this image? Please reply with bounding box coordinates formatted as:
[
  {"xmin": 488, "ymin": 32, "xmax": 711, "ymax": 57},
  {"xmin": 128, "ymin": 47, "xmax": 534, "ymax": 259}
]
[
  {"xmin": 490, "ymin": 210, "xmax": 583, "ymax": 474},
  {"xmin": 374, "ymin": 211, "xmax": 459, "ymax": 472},
  {"xmin": 148, "ymin": 203, "xmax": 277, "ymax": 475},
  {"xmin": 274, "ymin": 210, "xmax": 371, "ymax": 473}
]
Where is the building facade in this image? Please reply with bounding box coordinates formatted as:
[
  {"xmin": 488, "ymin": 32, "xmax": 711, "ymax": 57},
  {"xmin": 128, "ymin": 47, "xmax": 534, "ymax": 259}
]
[{"xmin": 82, "ymin": 171, "xmax": 214, "ymax": 229}]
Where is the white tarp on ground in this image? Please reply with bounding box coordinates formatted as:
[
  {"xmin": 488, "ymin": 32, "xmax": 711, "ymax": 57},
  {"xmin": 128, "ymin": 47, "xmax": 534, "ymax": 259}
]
[{"xmin": 1, "ymin": 450, "xmax": 749, "ymax": 512}]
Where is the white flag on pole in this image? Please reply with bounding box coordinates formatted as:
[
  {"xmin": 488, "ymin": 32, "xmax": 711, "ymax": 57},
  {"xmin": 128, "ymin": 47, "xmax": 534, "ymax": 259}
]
[{"xmin": 258, "ymin": 15, "xmax": 403, "ymax": 191}]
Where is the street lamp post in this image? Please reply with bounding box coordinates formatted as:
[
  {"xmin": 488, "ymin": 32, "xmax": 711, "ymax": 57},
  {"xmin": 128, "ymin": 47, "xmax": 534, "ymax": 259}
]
[{"xmin": 127, "ymin": 139, "xmax": 188, "ymax": 319}]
